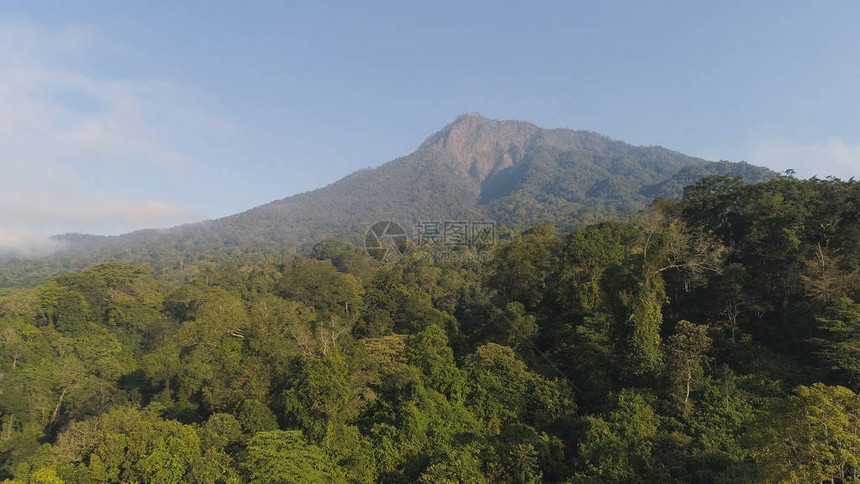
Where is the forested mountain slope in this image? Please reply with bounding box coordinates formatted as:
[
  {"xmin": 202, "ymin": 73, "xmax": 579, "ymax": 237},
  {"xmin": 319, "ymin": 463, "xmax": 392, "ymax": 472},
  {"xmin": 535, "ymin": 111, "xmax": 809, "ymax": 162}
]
[
  {"xmin": 76, "ymin": 113, "xmax": 774, "ymax": 246},
  {"xmin": 1, "ymin": 114, "xmax": 772, "ymax": 286}
]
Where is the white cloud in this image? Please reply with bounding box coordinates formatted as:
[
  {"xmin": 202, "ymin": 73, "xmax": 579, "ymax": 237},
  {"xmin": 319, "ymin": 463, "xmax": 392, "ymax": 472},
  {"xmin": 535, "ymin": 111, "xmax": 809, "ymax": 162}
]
[
  {"xmin": 0, "ymin": 22, "xmax": 230, "ymax": 256},
  {"xmin": 0, "ymin": 227, "xmax": 66, "ymax": 258},
  {"xmin": 746, "ymin": 137, "xmax": 860, "ymax": 180}
]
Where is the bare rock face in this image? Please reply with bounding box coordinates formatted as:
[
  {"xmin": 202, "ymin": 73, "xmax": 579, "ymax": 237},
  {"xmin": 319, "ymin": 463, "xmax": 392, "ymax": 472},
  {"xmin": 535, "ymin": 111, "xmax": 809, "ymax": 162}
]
[{"xmin": 419, "ymin": 113, "xmax": 539, "ymax": 186}]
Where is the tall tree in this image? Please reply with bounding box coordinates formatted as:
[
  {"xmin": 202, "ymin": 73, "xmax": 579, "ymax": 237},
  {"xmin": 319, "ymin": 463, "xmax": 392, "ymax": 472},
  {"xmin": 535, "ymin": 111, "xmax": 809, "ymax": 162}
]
[{"xmin": 665, "ymin": 320, "xmax": 712, "ymax": 407}]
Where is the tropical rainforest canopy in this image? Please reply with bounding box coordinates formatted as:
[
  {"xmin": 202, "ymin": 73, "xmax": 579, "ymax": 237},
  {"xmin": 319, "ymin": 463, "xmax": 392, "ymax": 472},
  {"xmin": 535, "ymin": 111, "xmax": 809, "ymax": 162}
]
[{"xmin": 3, "ymin": 174, "xmax": 860, "ymax": 483}]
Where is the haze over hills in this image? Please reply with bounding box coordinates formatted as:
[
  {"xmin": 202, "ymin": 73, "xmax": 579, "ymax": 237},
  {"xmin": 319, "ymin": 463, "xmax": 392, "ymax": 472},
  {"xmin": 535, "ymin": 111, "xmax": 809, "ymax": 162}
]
[{"xmin": 2, "ymin": 114, "xmax": 773, "ymax": 282}]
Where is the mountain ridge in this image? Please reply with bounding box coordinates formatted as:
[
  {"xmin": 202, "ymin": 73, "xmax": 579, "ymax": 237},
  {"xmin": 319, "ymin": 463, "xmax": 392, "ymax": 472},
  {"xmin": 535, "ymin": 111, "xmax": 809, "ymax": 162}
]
[{"xmin": 37, "ymin": 113, "xmax": 773, "ymax": 264}]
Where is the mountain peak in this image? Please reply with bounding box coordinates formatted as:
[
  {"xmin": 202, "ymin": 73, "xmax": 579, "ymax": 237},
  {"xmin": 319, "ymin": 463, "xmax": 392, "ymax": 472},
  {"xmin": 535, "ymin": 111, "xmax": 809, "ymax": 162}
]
[
  {"xmin": 420, "ymin": 114, "xmax": 540, "ymax": 184},
  {"xmin": 444, "ymin": 112, "xmax": 525, "ymax": 130},
  {"xmin": 457, "ymin": 111, "xmax": 485, "ymax": 120}
]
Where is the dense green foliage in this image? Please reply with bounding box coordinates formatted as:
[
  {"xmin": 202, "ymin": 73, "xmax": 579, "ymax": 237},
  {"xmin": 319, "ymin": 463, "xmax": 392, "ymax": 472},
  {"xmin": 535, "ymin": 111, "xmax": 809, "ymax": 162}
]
[{"xmin": 4, "ymin": 174, "xmax": 860, "ymax": 483}]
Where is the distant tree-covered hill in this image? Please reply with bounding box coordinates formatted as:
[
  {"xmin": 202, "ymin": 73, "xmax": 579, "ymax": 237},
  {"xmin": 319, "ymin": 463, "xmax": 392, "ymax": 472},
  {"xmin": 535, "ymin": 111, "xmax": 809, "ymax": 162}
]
[{"xmin": 0, "ymin": 113, "xmax": 773, "ymax": 285}]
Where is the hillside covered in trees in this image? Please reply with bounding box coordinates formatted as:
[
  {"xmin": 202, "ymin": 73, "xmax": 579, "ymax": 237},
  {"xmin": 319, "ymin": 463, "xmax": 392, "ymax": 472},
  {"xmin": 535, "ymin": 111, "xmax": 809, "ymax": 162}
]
[
  {"xmin": 3, "ymin": 174, "xmax": 860, "ymax": 483},
  {"xmin": 0, "ymin": 115, "xmax": 772, "ymax": 287}
]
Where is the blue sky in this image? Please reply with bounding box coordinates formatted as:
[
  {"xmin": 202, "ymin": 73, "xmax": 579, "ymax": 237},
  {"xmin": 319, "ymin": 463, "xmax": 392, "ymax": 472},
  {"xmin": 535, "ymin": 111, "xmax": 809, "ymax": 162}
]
[{"xmin": 0, "ymin": 1, "xmax": 858, "ymax": 251}]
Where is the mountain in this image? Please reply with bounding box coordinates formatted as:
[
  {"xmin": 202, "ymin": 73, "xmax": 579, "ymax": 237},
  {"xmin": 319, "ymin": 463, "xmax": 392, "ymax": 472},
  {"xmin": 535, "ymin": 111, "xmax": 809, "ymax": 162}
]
[
  {"xmin": 217, "ymin": 114, "xmax": 771, "ymax": 236},
  {"xmin": 2, "ymin": 114, "xmax": 773, "ymax": 282}
]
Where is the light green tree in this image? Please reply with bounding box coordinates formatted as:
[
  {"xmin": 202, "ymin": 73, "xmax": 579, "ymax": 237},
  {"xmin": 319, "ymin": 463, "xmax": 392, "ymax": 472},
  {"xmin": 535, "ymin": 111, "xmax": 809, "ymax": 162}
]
[
  {"xmin": 751, "ymin": 383, "xmax": 860, "ymax": 483},
  {"xmin": 242, "ymin": 430, "xmax": 345, "ymax": 484}
]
